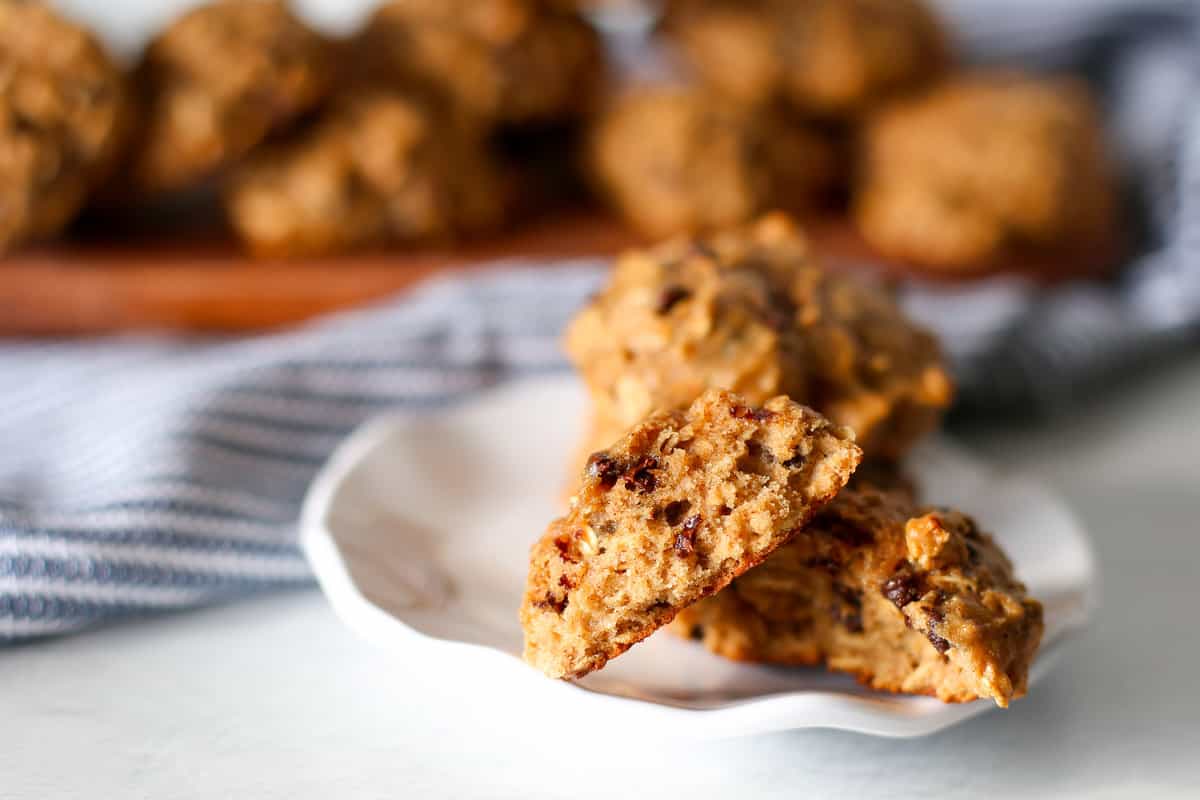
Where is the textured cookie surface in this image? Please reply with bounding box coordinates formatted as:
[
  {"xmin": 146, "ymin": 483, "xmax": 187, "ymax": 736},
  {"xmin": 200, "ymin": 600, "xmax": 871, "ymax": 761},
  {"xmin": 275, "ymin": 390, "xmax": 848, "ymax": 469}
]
[
  {"xmin": 855, "ymin": 73, "xmax": 1117, "ymax": 270},
  {"xmin": 662, "ymin": 0, "xmax": 947, "ymax": 118},
  {"xmin": 566, "ymin": 215, "xmax": 953, "ymax": 464},
  {"xmin": 521, "ymin": 389, "xmax": 862, "ymax": 679},
  {"xmin": 672, "ymin": 488, "xmax": 1043, "ymax": 706},
  {"xmin": 226, "ymin": 89, "xmax": 509, "ymax": 257},
  {"xmin": 587, "ymin": 87, "xmax": 838, "ymax": 238},
  {"xmin": 0, "ymin": 2, "xmax": 131, "ymax": 251},
  {"xmin": 131, "ymin": 0, "xmax": 332, "ymax": 193},
  {"xmin": 358, "ymin": 0, "xmax": 604, "ymax": 127}
]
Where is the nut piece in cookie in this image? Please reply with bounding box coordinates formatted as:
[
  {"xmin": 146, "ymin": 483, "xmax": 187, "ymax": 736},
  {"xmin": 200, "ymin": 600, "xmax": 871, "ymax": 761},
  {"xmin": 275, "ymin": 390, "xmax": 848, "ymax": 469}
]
[
  {"xmin": 0, "ymin": 2, "xmax": 132, "ymax": 251},
  {"xmin": 130, "ymin": 0, "xmax": 332, "ymax": 194},
  {"xmin": 855, "ymin": 72, "xmax": 1118, "ymax": 271},
  {"xmin": 521, "ymin": 389, "xmax": 862, "ymax": 679},
  {"xmin": 587, "ymin": 87, "xmax": 838, "ymax": 239},
  {"xmin": 662, "ymin": 0, "xmax": 948, "ymax": 118},
  {"xmin": 566, "ymin": 214, "xmax": 953, "ymax": 464},
  {"xmin": 357, "ymin": 0, "xmax": 605, "ymax": 127},
  {"xmin": 672, "ymin": 488, "xmax": 1044, "ymax": 706},
  {"xmin": 226, "ymin": 90, "xmax": 510, "ymax": 257}
]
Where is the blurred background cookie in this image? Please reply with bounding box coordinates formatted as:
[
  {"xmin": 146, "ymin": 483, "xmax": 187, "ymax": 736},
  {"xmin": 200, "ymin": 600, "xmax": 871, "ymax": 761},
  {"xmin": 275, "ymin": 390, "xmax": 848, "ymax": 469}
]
[
  {"xmin": 356, "ymin": 0, "xmax": 606, "ymax": 129},
  {"xmin": 854, "ymin": 73, "xmax": 1118, "ymax": 272},
  {"xmin": 227, "ymin": 90, "xmax": 511, "ymax": 257},
  {"xmin": 0, "ymin": 1, "xmax": 132, "ymax": 253},
  {"xmin": 127, "ymin": 0, "xmax": 333, "ymax": 195},
  {"xmin": 660, "ymin": 0, "xmax": 948, "ymax": 119},
  {"xmin": 587, "ymin": 86, "xmax": 840, "ymax": 239}
]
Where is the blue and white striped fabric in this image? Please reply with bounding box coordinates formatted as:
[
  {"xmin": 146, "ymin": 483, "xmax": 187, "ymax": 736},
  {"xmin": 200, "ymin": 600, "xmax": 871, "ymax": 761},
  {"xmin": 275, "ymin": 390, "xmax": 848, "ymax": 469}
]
[
  {"xmin": 0, "ymin": 265, "xmax": 601, "ymax": 640},
  {"xmin": 1, "ymin": 0, "xmax": 1198, "ymax": 641}
]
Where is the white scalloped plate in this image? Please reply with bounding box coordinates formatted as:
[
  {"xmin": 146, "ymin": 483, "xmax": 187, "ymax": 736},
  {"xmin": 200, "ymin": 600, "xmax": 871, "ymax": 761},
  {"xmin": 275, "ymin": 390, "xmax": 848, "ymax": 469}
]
[{"xmin": 300, "ymin": 375, "xmax": 1097, "ymax": 739}]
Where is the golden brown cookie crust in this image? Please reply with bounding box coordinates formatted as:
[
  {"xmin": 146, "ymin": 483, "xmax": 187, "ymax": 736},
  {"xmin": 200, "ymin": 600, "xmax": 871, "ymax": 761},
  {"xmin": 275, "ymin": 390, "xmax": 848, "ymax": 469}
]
[
  {"xmin": 0, "ymin": 2, "xmax": 132, "ymax": 251},
  {"xmin": 521, "ymin": 389, "xmax": 862, "ymax": 679},
  {"xmin": 587, "ymin": 87, "xmax": 838, "ymax": 239},
  {"xmin": 226, "ymin": 90, "xmax": 510, "ymax": 257},
  {"xmin": 672, "ymin": 488, "xmax": 1044, "ymax": 706},
  {"xmin": 130, "ymin": 0, "xmax": 332, "ymax": 194},
  {"xmin": 566, "ymin": 215, "xmax": 954, "ymax": 465},
  {"xmin": 855, "ymin": 72, "xmax": 1118, "ymax": 271},
  {"xmin": 662, "ymin": 0, "xmax": 948, "ymax": 118}
]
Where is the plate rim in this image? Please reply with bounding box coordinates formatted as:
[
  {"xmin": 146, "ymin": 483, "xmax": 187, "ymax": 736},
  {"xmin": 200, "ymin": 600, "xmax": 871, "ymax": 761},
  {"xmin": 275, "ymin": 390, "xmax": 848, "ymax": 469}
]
[{"xmin": 299, "ymin": 376, "xmax": 1099, "ymax": 739}]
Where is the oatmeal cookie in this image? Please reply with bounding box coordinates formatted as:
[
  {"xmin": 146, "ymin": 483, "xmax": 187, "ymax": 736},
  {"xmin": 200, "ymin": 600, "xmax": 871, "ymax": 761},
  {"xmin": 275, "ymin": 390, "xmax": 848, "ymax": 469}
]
[
  {"xmin": 672, "ymin": 488, "xmax": 1044, "ymax": 706},
  {"xmin": 226, "ymin": 90, "xmax": 510, "ymax": 257},
  {"xmin": 566, "ymin": 215, "xmax": 953, "ymax": 464},
  {"xmin": 130, "ymin": 0, "xmax": 332, "ymax": 193},
  {"xmin": 357, "ymin": 0, "xmax": 605, "ymax": 127},
  {"xmin": 587, "ymin": 87, "xmax": 839, "ymax": 239},
  {"xmin": 855, "ymin": 73, "xmax": 1118, "ymax": 271},
  {"xmin": 522, "ymin": 389, "xmax": 862, "ymax": 679},
  {"xmin": 0, "ymin": 1, "xmax": 132, "ymax": 251},
  {"xmin": 662, "ymin": 0, "xmax": 948, "ymax": 118}
]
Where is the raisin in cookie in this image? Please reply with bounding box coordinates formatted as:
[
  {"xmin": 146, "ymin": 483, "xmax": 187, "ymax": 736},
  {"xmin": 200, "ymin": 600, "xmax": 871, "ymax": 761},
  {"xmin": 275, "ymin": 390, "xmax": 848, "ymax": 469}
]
[
  {"xmin": 855, "ymin": 73, "xmax": 1118, "ymax": 271},
  {"xmin": 566, "ymin": 214, "xmax": 953, "ymax": 464},
  {"xmin": 661, "ymin": 0, "xmax": 947, "ymax": 119},
  {"xmin": 129, "ymin": 0, "xmax": 332, "ymax": 194},
  {"xmin": 522, "ymin": 389, "xmax": 862, "ymax": 679},
  {"xmin": 358, "ymin": 0, "xmax": 605, "ymax": 127},
  {"xmin": 226, "ymin": 90, "xmax": 510, "ymax": 257},
  {"xmin": 0, "ymin": 2, "xmax": 132, "ymax": 251},
  {"xmin": 587, "ymin": 86, "xmax": 838, "ymax": 239},
  {"xmin": 672, "ymin": 488, "xmax": 1043, "ymax": 706}
]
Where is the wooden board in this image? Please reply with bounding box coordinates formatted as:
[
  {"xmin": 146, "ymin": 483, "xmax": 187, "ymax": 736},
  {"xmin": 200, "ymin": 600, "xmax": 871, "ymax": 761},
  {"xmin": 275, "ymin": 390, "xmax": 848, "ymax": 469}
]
[{"xmin": 0, "ymin": 211, "xmax": 1118, "ymax": 336}]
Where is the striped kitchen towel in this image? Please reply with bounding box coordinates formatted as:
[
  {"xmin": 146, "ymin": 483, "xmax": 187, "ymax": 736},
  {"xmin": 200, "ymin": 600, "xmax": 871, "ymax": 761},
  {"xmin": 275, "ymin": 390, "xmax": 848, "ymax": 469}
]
[
  {"xmin": 0, "ymin": 265, "xmax": 600, "ymax": 640},
  {"xmin": 1, "ymin": 0, "xmax": 1198, "ymax": 640}
]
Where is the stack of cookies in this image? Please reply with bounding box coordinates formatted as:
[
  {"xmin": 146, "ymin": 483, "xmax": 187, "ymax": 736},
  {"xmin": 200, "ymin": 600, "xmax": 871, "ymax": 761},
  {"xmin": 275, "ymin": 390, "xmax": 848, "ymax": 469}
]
[{"xmin": 520, "ymin": 214, "xmax": 1044, "ymax": 706}]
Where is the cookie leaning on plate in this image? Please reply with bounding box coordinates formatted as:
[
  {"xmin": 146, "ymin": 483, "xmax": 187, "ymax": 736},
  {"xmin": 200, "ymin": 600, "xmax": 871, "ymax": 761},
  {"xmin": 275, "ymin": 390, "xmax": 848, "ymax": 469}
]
[
  {"xmin": 671, "ymin": 487, "xmax": 1044, "ymax": 706},
  {"xmin": 521, "ymin": 389, "xmax": 862, "ymax": 679}
]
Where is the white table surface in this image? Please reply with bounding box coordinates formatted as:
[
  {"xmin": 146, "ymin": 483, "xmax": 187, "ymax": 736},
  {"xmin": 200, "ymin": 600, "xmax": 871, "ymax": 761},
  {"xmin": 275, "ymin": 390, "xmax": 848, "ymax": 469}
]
[{"xmin": 3, "ymin": 360, "xmax": 1200, "ymax": 799}]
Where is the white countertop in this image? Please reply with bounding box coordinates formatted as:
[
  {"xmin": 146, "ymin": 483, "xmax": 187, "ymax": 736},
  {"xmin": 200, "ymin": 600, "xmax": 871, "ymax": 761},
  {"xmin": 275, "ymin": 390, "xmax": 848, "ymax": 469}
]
[{"xmin": 3, "ymin": 360, "xmax": 1200, "ymax": 799}]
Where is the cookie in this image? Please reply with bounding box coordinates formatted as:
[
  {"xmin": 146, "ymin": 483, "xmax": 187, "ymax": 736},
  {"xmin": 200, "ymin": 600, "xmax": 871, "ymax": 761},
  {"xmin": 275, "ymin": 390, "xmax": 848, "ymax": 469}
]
[
  {"xmin": 587, "ymin": 86, "xmax": 839, "ymax": 239},
  {"xmin": 226, "ymin": 90, "xmax": 510, "ymax": 257},
  {"xmin": 0, "ymin": 2, "xmax": 132, "ymax": 251},
  {"xmin": 566, "ymin": 214, "xmax": 953, "ymax": 465},
  {"xmin": 129, "ymin": 0, "xmax": 332, "ymax": 194},
  {"xmin": 854, "ymin": 73, "xmax": 1118, "ymax": 271},
  {"xmin": 521, "ymin": 389, "xmax": 862, "ymax": 679},
  {"xmin": 662, "ymin": 0, "xmax": 947, "ymax": 118},
  {"xmin": 672, "ymin": 488, "xmax": 1044, "ymax": 706},
  {"xmin": 357, "ymin": 0, "xmax": 605, "ymax": 127}
]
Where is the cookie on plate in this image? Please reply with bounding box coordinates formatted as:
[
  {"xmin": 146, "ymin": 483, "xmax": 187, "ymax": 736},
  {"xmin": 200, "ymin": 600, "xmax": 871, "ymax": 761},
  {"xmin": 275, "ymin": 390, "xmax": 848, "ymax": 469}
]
[
  {"xmin": 0, "ymin": 2, "xmax": 132, "ymax": 251},
  {"xmin": 566, "ymin": 214, "xmax": 954, "ymax": 465},
  {"xmin": 521, "ymin": 389, "xmax": 862, "ymax": 679},
  {"xmin": 129, "ymin": 0, "xmax": 332, "ymax": 194},
  {"xmin": 854, "ymin": 73, "xmax": 1118, "ymax": 271},
  {"xmin": 226, "ymin": 90, "xmax": 510, "ymax": 257},
  {"xmin": 661, "ymin": 0, "xmax": 948, "ymax": 118},
  {"xmin": 357, "ymin": 0, "xmax": 605, "ymax": 127},
  {"xmin": 672, "ymin": 488, "xmax": 1044, "ymax": 706},
  {"xmin": 586, "ymin": 87, "xmax": 839, "ymax": 239}
]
